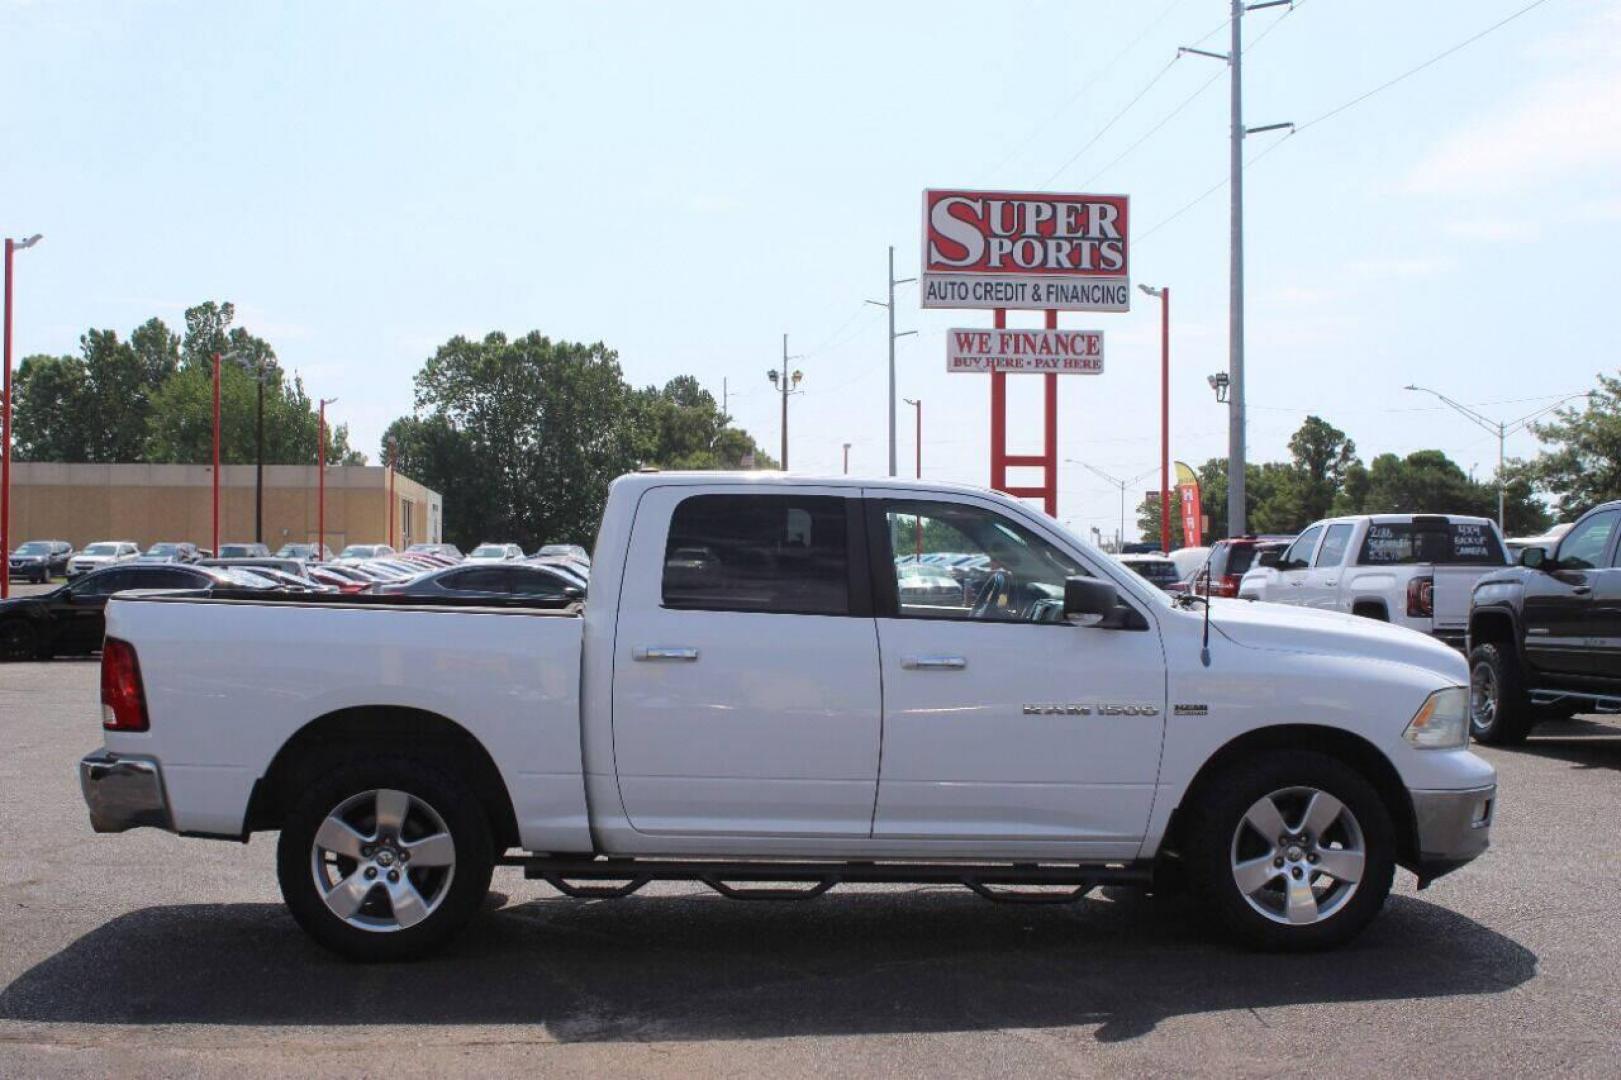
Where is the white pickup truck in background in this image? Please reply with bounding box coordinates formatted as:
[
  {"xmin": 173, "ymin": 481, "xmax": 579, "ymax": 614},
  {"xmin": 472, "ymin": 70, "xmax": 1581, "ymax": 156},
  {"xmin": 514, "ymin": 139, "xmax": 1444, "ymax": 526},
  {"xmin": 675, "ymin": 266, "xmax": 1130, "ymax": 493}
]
[
  {"xmin": 1238, "ymin": 514, "xmax": 1510, "ymax": 649},
  {"xmin": 79, "ymin": 474, "xmax": 1496, "ymax": 961}
]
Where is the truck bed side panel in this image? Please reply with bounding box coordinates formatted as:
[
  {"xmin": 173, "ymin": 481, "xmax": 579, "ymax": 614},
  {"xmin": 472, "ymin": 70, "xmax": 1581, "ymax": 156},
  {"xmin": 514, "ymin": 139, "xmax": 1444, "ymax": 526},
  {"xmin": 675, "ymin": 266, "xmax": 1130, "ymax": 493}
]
[{"xmin": 102, "ymin": 597, "xmax": 591, "ymax": 850}]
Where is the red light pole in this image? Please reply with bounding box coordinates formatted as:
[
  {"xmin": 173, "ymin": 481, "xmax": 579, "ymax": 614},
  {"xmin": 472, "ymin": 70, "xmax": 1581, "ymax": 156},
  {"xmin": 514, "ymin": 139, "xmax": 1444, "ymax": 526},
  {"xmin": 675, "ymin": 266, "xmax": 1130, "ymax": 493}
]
[
  {"xmin": 211, "ymin": 353, "xmax": 221, "ymax": 555},
  {"xmin": 318, "ymin": 397, "xmax": 338, "ymax": 560},
  {"xmin": 2, "ymin": 234, "xmax": 42, "ymax": 600},
  {"xmin": 1140, "ymin": 284, "xmax": 1171, "ymax": 552}
]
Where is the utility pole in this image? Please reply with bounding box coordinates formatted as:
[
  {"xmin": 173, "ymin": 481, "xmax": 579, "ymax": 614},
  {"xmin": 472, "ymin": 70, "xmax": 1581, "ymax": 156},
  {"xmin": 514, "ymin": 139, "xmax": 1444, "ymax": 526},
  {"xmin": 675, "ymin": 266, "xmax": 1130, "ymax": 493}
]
[
  {"xmin": 1139, "ymin": 284, "xmax": 1171, "ymax": 553},
  {"xmin": 386, "ymin": 435, "xmax": 398, "ymax": 548},
  {"xmin": 768, "ymin": 335, "xmax": 803, "ymax": 470},
  {"xmin": 842, "ymin": 443, "xmax": 851, "ymax": 475},
  {"xmin": 318, "ymin": 397, "xmax": 338, "ymax": 560},
  {"xmin": 1403, "ymin": 385, "xmax": 1594, "ymax": 531},
  {"xmin": 211, "ymin": 353, "xmax": 221, "ymax": 556},
  {"xmin": 254, "ymin": 357, "xmax": 265, "ymax": 544},
  {"xmin": 1, "ymin": 234, "xmax": 41, "ymax": 600},
  {"xmin": 1180, "ymin": 1, "xmax": 1291, "ymax": 538},
  {"xmin": 866, "ymin": 246, "xmax": 917, "ymax": 477}
]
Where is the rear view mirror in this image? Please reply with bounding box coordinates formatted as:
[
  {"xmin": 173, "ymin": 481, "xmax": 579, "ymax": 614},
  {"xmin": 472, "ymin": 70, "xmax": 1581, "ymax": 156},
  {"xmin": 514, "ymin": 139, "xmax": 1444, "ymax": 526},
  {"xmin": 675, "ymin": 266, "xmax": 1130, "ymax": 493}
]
[{"xmin": 1064, "ymin": 577, "xmax": 1118, "ymax": 627}]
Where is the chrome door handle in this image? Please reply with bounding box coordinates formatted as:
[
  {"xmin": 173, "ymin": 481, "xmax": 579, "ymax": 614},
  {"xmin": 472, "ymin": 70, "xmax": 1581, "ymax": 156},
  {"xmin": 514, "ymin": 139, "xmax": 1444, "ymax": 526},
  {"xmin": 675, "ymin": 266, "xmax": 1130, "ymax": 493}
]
[
  {"xmin": 633, "ymin": 646, "xmax": 699, "ymax": 662},
  {"xmin": 902, "ymin": 655, "xmax": 967, "ymax": 670}
]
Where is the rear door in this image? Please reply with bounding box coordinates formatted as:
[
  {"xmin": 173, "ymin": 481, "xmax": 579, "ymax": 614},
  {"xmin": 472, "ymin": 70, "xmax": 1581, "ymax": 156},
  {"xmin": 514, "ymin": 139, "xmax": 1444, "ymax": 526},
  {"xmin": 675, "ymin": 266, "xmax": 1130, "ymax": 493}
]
[
  {"xmin": 867, "ymin": 493, "xmax": 1166, "ymax": 857},
  {"xmin": 609, "ymin": 485, "xmax": 882, "ymax": 837}
]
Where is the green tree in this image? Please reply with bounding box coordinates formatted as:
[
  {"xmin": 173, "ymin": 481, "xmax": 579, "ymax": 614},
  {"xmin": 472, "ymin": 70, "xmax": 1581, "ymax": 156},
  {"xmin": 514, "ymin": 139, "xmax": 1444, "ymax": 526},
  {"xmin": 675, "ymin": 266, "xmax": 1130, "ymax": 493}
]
[
  {"xmin": 633, "ymin": 375, "xmax": 776, "ymax": 470},
  {"xmin": 1528, "ymin": 371, "xmax": 1621, "ymax": 518},
  {"xmin": 1361, "ymin": 450, "xmax": 1547, "ymax": 535},
  {"xmin": 12, "ymin": 354, "xmax": 91, "ymax": 461},
  {"xmin": 1254, "ymin": 415, "xmax": 1359, "ymax": 529}
]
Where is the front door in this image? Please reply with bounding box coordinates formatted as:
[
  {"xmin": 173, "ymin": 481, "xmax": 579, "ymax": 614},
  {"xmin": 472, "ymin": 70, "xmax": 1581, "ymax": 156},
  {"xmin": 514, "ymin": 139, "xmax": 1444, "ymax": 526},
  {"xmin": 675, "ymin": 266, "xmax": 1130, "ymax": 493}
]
[
  {"xmin": 1525, "ymin": 510, "xmax": 1619, "ymax": 676},
  {"xmin": 1271, "ymin": 525, "xmax": 1325, "ymax": 603},
  {"xmin": 610, "ymin": 485, "xmax": 882, "ymax": 837},
  {"xmin": 1298, "ymin": 522, "xmax": 1354, "ymax": 610},
  {"xmin": 868, "ymin": 495, "xmax": 1166, "ymax": 858}
]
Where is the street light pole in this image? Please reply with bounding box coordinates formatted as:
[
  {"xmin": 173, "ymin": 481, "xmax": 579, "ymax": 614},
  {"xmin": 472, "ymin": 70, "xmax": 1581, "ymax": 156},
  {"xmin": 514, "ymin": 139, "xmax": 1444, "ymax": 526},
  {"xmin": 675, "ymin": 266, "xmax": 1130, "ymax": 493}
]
[
  {"xmin": 903, "ymin": 398, "xmax": 922, "ymax": 479},
  {"xmin": 866, "ymin": 246, "xmax": 917, "ymax": 477},
  {"xmin": 1402, "ymin": 385, "xmax": 1595, "ymax": 531},
  {"xmin": 211, "ymin": 353, "xmax": 221, "ymax": 556},
  {"xmin": 1139, "ymin": 284, "xmax": 1171, "ymax": 553},
  {"xmin": 318, "ymin": 397, "xmax": 338, "ymax": 560},
  {"xmin": 1, "ymin": 233, "xmax": 42, "ymax": 600},
  {"xmin": 1069, "ymin": 460, "xmax": 1157, "ymax": 552},
  {"xmin": 842, "ymin": 442, "xmax": 851, "ymax": 475}
]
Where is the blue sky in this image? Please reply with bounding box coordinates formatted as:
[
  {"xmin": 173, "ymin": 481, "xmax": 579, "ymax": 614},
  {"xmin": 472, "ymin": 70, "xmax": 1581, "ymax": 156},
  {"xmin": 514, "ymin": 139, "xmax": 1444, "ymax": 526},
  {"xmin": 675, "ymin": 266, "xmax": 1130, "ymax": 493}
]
[{"xmin": 3, "ymin": 0, "xmax": 1617, "ymax": 538}]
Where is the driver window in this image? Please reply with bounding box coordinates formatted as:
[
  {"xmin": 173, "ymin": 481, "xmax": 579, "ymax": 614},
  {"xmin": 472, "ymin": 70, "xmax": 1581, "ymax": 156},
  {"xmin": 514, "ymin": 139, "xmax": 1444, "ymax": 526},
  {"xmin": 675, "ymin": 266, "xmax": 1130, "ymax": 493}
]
[
  {"xmin": 1558, "ymin": 510, "xmax": 1618, "ymax": 570},
  {"xmin": 884, "ymin": 501, "xmax": 1083, "ymax": 622},
  {"xmin": 1281, "ymin": 525, "xmax": 1323, "ymax": 570}
]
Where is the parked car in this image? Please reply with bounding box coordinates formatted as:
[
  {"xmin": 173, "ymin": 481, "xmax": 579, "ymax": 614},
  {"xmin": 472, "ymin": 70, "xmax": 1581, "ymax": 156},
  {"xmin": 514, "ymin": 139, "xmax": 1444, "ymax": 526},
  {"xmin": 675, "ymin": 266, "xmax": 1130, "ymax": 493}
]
[
  {"xmin": 80, "ymin": 472, "xmax": 1494, "ymax": 961},
  {"xmin": 8, "ymin": 540, "xmax": 74, "ymax": 583},
  {"xmin": 67, "ymin": 541, "xmax": 140, "ymax": 579},
  {"xmin": 1503, "ymin": 522, "xmax": 1573, "ymax": 559},
  {"xmin": 1113, "ymin": 553, "xmax": 1181, "ymax": 591},
  {"xmin": 1166, "ymin": 545, "xmax": 1212, "ymax": 584},
  {"xmin": 465, "ymin": 543, "xmax": 524, "ymax": 563},
  {"xmin": 1239, "ymin": 515, "xmax": 1508, "ymax": 648},
  {"xmin": 218, "ymin": 542, "xmax": 272, "ymax": 559},
  {"xmin": 408, "ymin": 543, "xmax": 464, "ymax": 560},
  {"xmin": 136, "ymin": 542, "xmax": 202, "ymax": 565},
  {"xmin": 0, "ymin": 562, "xmax": 261, "ymax": 661},
  {"xmin": 1466, "ymin": 500, "xmax": 1621, "ymax": 744},
  {"xmin": 373, "ymin": 562, "xmax": 586, "ymax": 602},
  {"xmin": 1192, "ymin": 536, "xmax": 1294, "ymax": 598},
  {"xmin": 534, "ymin": 543, "xmax": 590, "ymax": 565},
  {"xmin": 276, "ymin": 542, "xmax": 336, "ymax": 562},
  {"xmin": 201, "ymin": 558, "xmax": 330, "ymax": 591},
  {"xmin": 336, "ymin": 543, "xmax": 396, "ymax": 563},
  {"xmin": 307, "ymin": 565, "xmax": 371, "ymax": 593}
]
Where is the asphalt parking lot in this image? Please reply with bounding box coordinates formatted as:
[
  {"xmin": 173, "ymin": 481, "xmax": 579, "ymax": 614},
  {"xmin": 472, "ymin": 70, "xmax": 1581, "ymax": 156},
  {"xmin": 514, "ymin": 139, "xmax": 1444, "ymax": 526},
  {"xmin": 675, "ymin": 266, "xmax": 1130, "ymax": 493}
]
[{"xmin": 1, "ymin": 658, "xmax": 1617, "ymax": 1078}]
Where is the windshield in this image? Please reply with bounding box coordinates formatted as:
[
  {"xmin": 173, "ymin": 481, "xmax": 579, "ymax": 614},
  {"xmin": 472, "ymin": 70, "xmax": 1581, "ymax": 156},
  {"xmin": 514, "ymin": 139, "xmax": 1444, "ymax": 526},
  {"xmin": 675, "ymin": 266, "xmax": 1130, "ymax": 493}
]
[
  {"xmin": 84, "ymin": 543, "xmax": 121, "ymax": 556},
  {"xmin": 338, "ymin": 546, "xmax": 374, "ymax": 558},
  {"xmin": 275, "ymin": 544, "xmax": 310, "ymax": 557},
  {"xmin": 471, "ymin": 545, "xmax": 507, "ymax": 558},
  {"xmin": 15, "ymin": 542, "xmax": 53, "ymax": 554},
  {"xmin": 145, "ymin": 544, "xmax": 181, "ymax": 555},
  {"xmin": 1357, "ymin": 521, "xmax": 1507, "ymax": 566}
]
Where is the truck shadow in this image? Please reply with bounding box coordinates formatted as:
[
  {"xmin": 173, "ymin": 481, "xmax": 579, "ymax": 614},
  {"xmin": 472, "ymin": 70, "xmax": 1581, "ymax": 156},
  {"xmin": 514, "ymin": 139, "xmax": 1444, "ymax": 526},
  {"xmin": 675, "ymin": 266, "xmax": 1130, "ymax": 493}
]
[
  {"xmin": 1516, "ymin": 717, "xmax": 1621, "ymax": 772},
  {"xmin": 0, "ymin": 889, "xmax": 1534, "ymax": 1042}
]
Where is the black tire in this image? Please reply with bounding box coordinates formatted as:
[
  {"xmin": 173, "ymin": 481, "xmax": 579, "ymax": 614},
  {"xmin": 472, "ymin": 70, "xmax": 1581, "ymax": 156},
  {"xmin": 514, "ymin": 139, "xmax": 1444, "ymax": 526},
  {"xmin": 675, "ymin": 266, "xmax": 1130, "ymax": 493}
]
[
  {"xmin": 1183, "ymin": 750, "xmax": 1395, "ymax": 952},
  {"xmin": 276, "ymin": 754, "xmax": 494, "ymax": 962},
  {"xmin": 0, "ymin": 619, "xmax": 40, "ymax": 662},
  {"xmin": 1468, "ymin": 642, "xmax": 1534, "ymax": 745}
]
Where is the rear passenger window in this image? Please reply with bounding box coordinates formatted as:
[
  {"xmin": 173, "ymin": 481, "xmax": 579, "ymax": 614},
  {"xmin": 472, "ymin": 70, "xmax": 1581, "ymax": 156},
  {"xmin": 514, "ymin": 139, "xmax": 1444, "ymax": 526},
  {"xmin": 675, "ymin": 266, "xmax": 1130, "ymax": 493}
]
[
  {"xmin": 663, "ymin": 494, "xmax": 849, "ymax": 615},
  {"xmin": 1315, "ymin": 524, "xmax": 1353, "ymax": 567}
]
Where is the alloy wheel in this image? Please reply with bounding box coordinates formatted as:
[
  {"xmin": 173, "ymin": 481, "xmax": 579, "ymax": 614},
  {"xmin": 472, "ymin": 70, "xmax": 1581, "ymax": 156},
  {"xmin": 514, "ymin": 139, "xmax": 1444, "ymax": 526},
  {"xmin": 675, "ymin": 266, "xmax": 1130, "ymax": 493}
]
[
  {"xmin": 309, "ymin": 788, "xmax": 457, "ymax": 932},
  {"xmin": 1229, "ymin": 786, "xmax": 1365, "ymax": 926},
  {"xmin": 1470, "ymin": 661, "xmax": 1498, "ymax": 734}
]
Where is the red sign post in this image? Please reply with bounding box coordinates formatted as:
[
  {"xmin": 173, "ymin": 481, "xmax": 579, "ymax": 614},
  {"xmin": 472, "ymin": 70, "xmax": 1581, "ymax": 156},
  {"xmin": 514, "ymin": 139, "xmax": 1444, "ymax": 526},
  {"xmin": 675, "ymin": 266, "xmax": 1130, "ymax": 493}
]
[{"xmin": 924, "ymin": 189, "xmax": 1130, "ymax": 516}]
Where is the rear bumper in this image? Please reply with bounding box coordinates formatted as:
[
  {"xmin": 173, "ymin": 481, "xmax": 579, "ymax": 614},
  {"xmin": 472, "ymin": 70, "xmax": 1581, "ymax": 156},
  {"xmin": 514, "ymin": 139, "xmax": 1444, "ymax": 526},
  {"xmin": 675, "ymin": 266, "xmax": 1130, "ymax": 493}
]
[
  {"xmin": 1410, "ymin": 784, "xmax": 1495, "ymax": 886},
  {"xmin": 1431, "ymin": 628, "xmax": 1468, "ymax": 652},
  {"xmin": 79, "ymin": 750, "xmax": 174, "ymax": 834}
]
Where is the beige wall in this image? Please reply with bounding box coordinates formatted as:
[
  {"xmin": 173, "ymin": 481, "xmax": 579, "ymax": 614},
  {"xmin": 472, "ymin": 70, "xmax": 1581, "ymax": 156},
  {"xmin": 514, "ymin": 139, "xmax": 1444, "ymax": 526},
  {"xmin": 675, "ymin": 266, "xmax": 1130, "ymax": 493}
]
[{"xmin": 9, "ymin": 463, "xmax": 442, "ymax": 553}]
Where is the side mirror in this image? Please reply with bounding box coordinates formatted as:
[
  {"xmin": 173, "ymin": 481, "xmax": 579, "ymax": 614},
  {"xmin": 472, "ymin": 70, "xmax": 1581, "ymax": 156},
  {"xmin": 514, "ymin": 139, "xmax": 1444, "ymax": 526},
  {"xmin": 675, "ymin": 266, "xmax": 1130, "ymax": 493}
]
[
  {"xmin": 1519, "ymin": 546, "xmax": 1547, "ymax": 570},
  {"xmin": 1064, "ymin": 576, "xmax": 1118, "ymax": 627},
  {"xmin": 1257, "ymin": 550, "xmax": 1281, "ymax": 569}
]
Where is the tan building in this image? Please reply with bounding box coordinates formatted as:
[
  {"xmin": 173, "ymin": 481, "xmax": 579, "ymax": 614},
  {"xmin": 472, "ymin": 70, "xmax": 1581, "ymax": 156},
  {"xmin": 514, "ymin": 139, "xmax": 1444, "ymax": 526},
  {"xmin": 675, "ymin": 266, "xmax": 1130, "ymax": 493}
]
[{"xmin": 9, "ymin": 463, "xmax": 442, "ymax": 554}]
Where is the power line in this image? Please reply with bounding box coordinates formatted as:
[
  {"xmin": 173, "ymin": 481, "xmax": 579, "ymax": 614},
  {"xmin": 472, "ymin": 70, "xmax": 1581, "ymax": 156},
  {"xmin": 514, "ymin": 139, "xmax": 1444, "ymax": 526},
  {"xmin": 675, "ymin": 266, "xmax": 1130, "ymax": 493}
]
[
  {"xmin": 1079, "ymin": 66, "xmax": 1226, "ymax": 188},
  {"xmin": 1296, "ymin": 0, "xmax": 1553, "ymax": 133},
  {"xmin": 984, "ymin": 0, "xmax": 1193, "ymax": 181},
  {"xmin": 1041, "ymin": 58, "xmax": 1181, "ymax": 186}
]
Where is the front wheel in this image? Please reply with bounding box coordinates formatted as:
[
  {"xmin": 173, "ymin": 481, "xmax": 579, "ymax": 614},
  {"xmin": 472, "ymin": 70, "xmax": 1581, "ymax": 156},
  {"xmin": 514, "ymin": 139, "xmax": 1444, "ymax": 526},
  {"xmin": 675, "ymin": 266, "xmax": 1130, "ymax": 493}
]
[
  {"xmin": 1184, "ymin": 750, "xmax": 1395, "ymax": 951},
  {"xmin": 0, "ymin": 620, "xmax": 40, "ymax": 662},
  {"xmin": 276, "ymin": 755, "xmax": 494, "ymax": 961},
  {"xmin": 1468, "ymin": 643, "xmax": 1533, "ymax": 745}
]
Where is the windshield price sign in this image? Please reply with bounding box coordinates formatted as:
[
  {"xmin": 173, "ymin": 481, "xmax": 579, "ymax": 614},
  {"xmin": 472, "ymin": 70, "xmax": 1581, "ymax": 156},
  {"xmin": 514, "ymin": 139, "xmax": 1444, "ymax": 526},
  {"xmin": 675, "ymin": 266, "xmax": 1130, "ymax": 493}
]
[
  {"xmin": 921, "ymin": 189, "xmax": 1130, "ymax": 311},
  {"xmin": 947, "ymin": 328, "xmax": 1104, "ymax": 374}
]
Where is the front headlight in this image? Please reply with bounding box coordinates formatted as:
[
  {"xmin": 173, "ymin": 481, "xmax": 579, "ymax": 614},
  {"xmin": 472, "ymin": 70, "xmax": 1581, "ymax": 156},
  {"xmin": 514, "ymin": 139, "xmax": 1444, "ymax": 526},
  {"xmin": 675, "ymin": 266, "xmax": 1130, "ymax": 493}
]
[{"xmin": 1404, "ymin": 687, "xmax": 1470, "ymax": 749}]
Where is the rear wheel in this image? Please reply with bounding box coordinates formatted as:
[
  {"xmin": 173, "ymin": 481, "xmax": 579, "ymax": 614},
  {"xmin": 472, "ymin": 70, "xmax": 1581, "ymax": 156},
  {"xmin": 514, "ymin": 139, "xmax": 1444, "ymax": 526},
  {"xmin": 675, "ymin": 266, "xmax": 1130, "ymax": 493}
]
[
  {"xmin": 1468, "ymin": 642, "xmax": 1534, "ymax": 745},
  {"xmin": 1184, "ymin": 750, "xmax": 1394, "ymax": 951},
  {"xmin": 0, "ymin": 620, "xmax": 40, "ymax": 661},
  {"xmin": 276, "ymin": 755, "xmax": 494, "ymax": 961}
]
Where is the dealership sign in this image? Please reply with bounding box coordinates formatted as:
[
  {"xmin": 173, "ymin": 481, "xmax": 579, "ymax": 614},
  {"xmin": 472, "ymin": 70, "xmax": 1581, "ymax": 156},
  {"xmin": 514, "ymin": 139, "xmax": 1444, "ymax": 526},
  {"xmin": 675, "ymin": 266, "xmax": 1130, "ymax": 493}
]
[
  {"xmin": 921, "ymin": 189, "xmax": 1130, "ymax": 311},
  {"xmin": 947, "ymin": 328, "xmax": 1103, "ymax": 374}
]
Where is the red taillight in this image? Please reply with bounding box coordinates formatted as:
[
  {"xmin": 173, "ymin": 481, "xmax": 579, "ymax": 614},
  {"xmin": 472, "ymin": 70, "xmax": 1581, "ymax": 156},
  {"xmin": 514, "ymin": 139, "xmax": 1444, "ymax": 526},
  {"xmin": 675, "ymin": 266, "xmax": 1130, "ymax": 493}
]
[
  {"xmin": 101, "ymin": 638, "xmax": 150, "ymax": 732},
  {"xmin": 1215, "ymin": 574, "xmax": 1242, "ymax": 598},
  {"xmin": 1407, "ymin": 575, "xmax": 1434, "ymax": 618}
]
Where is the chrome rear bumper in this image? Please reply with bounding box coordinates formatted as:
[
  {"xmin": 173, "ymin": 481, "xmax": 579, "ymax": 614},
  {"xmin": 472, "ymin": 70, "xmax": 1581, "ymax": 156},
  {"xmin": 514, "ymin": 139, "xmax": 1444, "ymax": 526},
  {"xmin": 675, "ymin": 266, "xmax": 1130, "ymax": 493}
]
[{"xmin": 79, "ymin": 750, "xmax": 173, "ymax": 833}]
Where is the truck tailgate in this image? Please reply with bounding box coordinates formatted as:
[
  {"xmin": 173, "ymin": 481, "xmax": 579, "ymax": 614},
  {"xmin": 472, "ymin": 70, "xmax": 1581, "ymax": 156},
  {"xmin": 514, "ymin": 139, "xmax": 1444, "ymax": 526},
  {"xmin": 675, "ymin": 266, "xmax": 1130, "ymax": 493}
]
[
  {"xmin": 1432, "ymin": 565, "xmax": 1495, "ymax": 634},
  {"xmin": 101, "ymin": 595, "xmax": 591, "ymax": 849}
]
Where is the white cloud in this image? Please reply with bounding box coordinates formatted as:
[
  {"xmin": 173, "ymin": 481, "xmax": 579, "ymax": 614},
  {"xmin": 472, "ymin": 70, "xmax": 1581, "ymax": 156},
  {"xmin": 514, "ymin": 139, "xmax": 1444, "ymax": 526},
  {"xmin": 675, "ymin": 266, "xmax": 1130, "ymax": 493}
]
[
  {"xmin": 1405, "ymin": 10, "xmax": 1621, "ymax": 196},
  {"xmin": 1443, "ymin": 219, "xmax": 1542, "ymax": 242}
]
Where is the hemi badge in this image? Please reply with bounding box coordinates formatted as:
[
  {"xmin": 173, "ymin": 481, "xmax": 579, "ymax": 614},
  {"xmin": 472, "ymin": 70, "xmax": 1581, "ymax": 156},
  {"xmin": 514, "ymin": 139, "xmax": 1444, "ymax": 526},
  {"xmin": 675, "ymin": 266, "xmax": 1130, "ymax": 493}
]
[{"xmin": 1173, "ymin": 704, "xmax": 1209, "ymax": 717}]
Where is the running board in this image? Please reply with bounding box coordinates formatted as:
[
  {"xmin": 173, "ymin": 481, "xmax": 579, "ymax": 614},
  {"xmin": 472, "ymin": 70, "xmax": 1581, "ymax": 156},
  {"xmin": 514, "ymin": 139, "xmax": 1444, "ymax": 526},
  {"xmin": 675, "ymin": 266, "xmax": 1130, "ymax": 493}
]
[
  {"xmin": 1531, "ymin": 689, "xmax": 1621, "ymax": 715},
  {"xmin": 505, "ymin": 856, "xmax": 1151, "ymax": 904}
]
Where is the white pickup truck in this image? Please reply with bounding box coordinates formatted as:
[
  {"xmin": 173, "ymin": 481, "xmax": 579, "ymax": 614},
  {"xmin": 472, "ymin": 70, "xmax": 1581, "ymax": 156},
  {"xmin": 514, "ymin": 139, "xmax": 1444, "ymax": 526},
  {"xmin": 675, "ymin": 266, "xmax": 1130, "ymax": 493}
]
[
  {"xmin": 1238, "ymin": 514, "xmax": 1510, "ymax": 649},
  {"xmin": 79, "ymin": 473, "xmax": 1496, "ymax": 960}
]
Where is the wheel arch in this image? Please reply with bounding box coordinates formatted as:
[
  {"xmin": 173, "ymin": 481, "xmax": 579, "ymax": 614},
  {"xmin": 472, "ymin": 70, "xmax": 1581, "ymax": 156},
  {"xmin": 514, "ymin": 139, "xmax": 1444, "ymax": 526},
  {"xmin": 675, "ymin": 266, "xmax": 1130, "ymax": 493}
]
[
  {"xmin": 245, "ymin": 705, "xmax": 520, "ymax": 851},
  {"xmin": 1350, "ymin": 598, "xmax": 1389, "ymax": 621},
  {"xmin": 1163, "ymin": 724, "xmax": 1418, "ymax": 870},
  {"xmin": 1468, "ymin": 605, "xmax": 1517, "ymax": 653}
]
